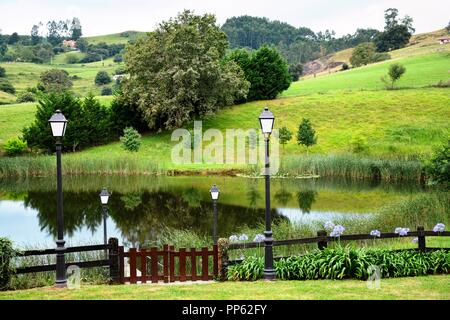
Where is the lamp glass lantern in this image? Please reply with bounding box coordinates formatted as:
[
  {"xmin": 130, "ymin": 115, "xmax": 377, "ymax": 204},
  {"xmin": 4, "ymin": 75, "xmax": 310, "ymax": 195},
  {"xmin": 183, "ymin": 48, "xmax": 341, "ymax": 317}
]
[
  {"xmin": 99, "ymin": 188, "xmax": 111, "ymax": 205},
  {"xmin": 49, "ymin": 110, "xmax": 68, "ymax": 137},
  {"xmin": 210, "ymin": 184, "xmax": 220, "ymax": 201},
  {"xmin": 259, "ymin": 107, "xmax": 275, "ymax": 136}
]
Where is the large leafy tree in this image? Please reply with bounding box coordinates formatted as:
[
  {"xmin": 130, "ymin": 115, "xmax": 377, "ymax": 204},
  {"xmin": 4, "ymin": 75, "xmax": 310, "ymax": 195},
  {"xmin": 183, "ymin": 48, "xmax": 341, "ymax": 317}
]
[
  {"xmin": 376, "ymin": 8, "xmax": 414, "ymax": 52},
  {"xmin": 227, "ymin": 46, "xmax": 291, "ymax": 101},
  {"xmin": 122, "ymin": 10, "xmax": 249, "ymax": 130},
  {"xmin": 37, "ymin": 69, "xmax": 73, "ymax": 92}
]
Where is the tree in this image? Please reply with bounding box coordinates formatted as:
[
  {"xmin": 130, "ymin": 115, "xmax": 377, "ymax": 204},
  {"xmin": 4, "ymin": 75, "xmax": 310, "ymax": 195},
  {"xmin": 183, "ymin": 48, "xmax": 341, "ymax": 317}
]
[
  {"xmin": 31, "ymin": 24, "xmax": 42, "ymax": 45},
  {"xmin": 350, "ymin": 43, "xmax": 377, "ymax": 67},
  {"xmin": 8, "ymin": 32, "xmax": 19, "ymax": 45},
  {"xmin": 95, "ymin": 71, "xmax": 112, "ymax": 85},
  {"xmin": 70, "ymin": 17, "xmax": 82, "ymax": 40},
  {"xmin": 228, "ymin": 46, "xmax": 291, "ymax": 101},
  {"xmin": 376, "ymin": 8, "xmax": 413, "ymax": 52},
  {"xmin": 289, "ymin": 63, "xmax": 303, "ymax": 81},
  {"xmin": 122, "ymin": 10, "xmax": 249, "ymax": 130},
  {"xmin": 381, "ymin": 63, "xmax": 406, "ymax": 89},
  {"xmin": 297, "ymin": 118, "xmax": 317, "ymax": 154},
  {"xmin": 0, "ymin": 66, "xmax": 5, "ymax": 77},
  {"xmin": 279, "ymin": 126, "xmax": 292, "ymax": 149},
  {"xmin": 425, "ymin": 139, "xmax": 450, "ymax": 188},
  {"xmin": 76, "ymin": 38, "xmax": 88, "ymax": 52},
  {"xmin": 120, "ymin": 127, "xmax": 141, "ymax": 152},
  {"xmin": 38, "ymin": 69, "xmax": 73, "ymax": 92},
  {"xmin": 446, "ymin": 21, "xmax": 450, "ymax": 33}
]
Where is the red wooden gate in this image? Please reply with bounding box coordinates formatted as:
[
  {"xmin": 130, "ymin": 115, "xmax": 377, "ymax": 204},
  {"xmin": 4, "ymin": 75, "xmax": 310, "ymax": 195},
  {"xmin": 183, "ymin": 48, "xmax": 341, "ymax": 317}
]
[{"xmin": 119, "ymin": 245, "xmax": 218, "ymax": 284}]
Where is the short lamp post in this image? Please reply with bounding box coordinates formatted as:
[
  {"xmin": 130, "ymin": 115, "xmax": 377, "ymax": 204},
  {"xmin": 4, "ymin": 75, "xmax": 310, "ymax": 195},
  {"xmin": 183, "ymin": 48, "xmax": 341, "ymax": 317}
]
[
  {"xmin": 49, "ymin": 109, "xmax": 68, "ymax": 288},
  {"xmin": 99, "ymin": 187, "xmax": 111, "ymax": 245},
  {"xmin": 259, "ymin": 107, "xmax": 276, "ymax": 281},
  {"xmin": 210, "ymin": 184, "xmax": 220, "ymax": 245}
]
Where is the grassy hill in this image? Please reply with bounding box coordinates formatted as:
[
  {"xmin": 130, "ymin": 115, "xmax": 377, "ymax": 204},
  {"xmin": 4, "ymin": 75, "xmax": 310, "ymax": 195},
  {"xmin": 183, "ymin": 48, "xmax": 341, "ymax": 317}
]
[
  {"xmin": 0, "ymin": 29, "xmax": 449, "ymax": 178},
  {"xmin": 83, "ymin": 31, "xmax": 147, "ymax": 44}
]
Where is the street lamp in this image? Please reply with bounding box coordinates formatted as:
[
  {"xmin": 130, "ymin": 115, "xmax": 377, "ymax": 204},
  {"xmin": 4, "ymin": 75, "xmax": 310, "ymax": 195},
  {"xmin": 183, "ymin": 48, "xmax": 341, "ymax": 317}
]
[
  {"xmin": 210, "ymin": 184, "xmax": 220, "ymax": 245},
  {"xmin": 259, "ymin": 107, "xmax": 276, "ymax": 281},
  {"xmin": 49, "ymin": 109, "xmax": 68, "ymax": 288},
  {"xmin": 99, "ymin": 187, "xmax": 111, "ymax": 256}
]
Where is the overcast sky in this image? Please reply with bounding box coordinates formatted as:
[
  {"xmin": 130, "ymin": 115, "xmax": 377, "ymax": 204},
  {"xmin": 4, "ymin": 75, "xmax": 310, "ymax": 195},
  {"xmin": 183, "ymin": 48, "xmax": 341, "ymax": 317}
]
[{"xmin": 1, "ymin": 0, "xmax": 449, "ymax": 37}]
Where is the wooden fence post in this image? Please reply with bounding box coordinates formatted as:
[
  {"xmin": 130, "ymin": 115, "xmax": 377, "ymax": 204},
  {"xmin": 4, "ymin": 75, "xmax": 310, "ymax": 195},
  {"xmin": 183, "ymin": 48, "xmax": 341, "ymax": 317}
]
[
  {"xmin": 217, "ymin": 238, "xmax": 229, "ymax": 281},
  {"xmin": 317, "ymin": 230, "xmax": 328, "ymax": 250},
  {"xmin": 108, "ymin": 238, "xmax": 120, "ymax": 284},
  {"xmin": 417, "ymin": 226, "xmax": 426, "ymax": 252}
]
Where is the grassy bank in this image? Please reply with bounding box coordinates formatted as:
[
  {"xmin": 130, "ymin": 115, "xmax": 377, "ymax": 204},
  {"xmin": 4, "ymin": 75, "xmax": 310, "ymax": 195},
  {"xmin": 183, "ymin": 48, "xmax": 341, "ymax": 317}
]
[{"xmin": 1, "ymin": 275, "xmax": 449, "ymax": 299}]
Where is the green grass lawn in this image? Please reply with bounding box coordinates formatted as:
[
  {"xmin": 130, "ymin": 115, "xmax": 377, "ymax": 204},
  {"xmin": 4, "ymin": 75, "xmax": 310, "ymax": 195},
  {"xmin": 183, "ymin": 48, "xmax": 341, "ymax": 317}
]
[
  {"xmin": 1, "ymin": 275, "xmax": 449, "ymax": 300},
  {"xmin": 285, "ymin": 51, "xmax": 450, "ymax": 97},
  {"xmin": 84, "ymin": 31, "xmax": 146, "ymax": 44}
]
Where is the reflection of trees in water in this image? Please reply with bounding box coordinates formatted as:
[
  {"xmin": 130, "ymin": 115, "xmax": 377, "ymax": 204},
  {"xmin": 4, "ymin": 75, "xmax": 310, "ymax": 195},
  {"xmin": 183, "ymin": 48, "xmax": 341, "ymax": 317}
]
[
  {"xmin": 23, "ymin": 190, "xmax": 287, "ymax": 246},
  {"xmin": 296, "ymin": 190, "xmax": 318, "ymax": 213},
  {"xmin": 246, "ymin": 180, "xmax": 261, "ymax": 208},
  {"xmin": 275, "ymin": 181, "xmax": 293, "ymax": 206}
]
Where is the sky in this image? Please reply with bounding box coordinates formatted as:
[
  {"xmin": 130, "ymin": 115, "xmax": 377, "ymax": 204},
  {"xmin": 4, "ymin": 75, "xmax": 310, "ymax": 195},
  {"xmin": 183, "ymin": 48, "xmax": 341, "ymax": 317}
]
[{"xmin": 0, "ymin": 0, "xmax": 449, "ymax": 37}]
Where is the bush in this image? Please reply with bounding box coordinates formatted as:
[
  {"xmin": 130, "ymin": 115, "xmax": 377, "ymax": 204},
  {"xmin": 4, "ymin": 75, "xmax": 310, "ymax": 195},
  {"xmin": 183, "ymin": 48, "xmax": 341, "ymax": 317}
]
[
  {"xmin": 0, "ymin": 237, "xmax": 16, "ymax": 290},
  {"xmin": 114, "ymin": 67, "xmax": 125, "ymax": 75},
  {"xmin": 16, "ymin": 91, "xmax": 36, "ymax": 103},
  {"xmin": 0, "ymin": 79, "xmax": 16, "ymax": 94},
  {"xmin": 95, "ymin": 71, "xmax": 111, "ymax": 85},
  {"xmin": 113, "ymin": 54, "xmax": 123, "ymax": 63},
  {"xmin": 228, "ymin": 247, "xmax": 450, "ymax": 281},
  {"xmin": 381, "ymin": 63, "xmax": 406, "ymax": 89},
  {"xmin": 0, "ymin": 66, "xmax": 5, "ymax": 77},
  {"xmin": 3, "ymin": 137, "xmax": 27, "ymax": 156},
  {"xmin": 65, "ymin": 54, "xmax": 80, "ymax": 64},
  {"xmin": 425, "ymin": 139, "xmax": 450, "ymax": 188},
  {"xmin": 120, "ymin": 127, "xmax": 141, "ymax": 152},
  {"xmin": 372, "ymin": 52, "xmax": 391, "ymax": 63},
  {"xmin": 101, "ymin": 86, "xmax": 112, "ymax": 96},
  {"xmin": 38, "ymin": 69, "xmax": 73, "ymax": 92},
  {"xmin": 341, "ymin": 63, "xmax": 350, "ymax": 71},
  {"xmin": 350, "ymin": 135, "xmax": 369, "ymax": 154}
]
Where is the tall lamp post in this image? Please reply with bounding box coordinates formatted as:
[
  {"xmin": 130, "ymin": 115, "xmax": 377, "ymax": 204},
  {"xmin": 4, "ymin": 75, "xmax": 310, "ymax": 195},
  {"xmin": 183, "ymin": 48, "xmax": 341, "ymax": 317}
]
[
  {"xmin": 49, "ymin": 109, "xmax": 68, "ymax": 288},
  {"xmin": 210, "ymin": 184, "xmax": 220, "ymax": 245},
  {"xmin": 259, "ymin": 107, "xmax": 276, "ymax": 281},
  {"xmin": 99, "ymin": 187, "xmax": 111, "ymax": 257}
]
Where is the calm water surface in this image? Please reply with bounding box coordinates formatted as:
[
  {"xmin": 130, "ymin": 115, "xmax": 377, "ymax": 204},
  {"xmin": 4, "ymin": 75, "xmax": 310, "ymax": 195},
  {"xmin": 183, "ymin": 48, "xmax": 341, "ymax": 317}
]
[{"xmin": 0, "ymin": 176, "xmax": 424, "ymax": 247}]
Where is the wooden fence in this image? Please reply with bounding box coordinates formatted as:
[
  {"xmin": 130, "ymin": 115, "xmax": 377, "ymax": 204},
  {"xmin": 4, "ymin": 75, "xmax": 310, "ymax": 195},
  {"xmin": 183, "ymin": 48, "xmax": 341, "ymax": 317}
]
[
  {"xmin": 219, "ymin": 226, "xmax": 450, "ymax": 279},
  {"xmin": 119, "ymin": 245, "xmax": 218, "ymax": 284},
  {"xmin": 15, "ymin": 238, "xmax": 120, "ymax": 284}
]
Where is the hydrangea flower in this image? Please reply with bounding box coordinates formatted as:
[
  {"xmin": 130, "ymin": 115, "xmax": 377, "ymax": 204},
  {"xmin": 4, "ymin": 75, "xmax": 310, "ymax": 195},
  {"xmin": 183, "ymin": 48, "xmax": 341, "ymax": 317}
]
[
  {"xmin": 395, "ymin": 227, "xmax": 409, "ymax": 236},
  {"xmin": 324, "ymin": 221, "xmax": 335, "ymax": 231},
  {"xmin": 229, "ymin": 235, "xmax": 238, "ymax": 242},
  {"xmin": 239, "ymin": 234, "xmax": 249, "ymax": 241},
  {"xmin": 330, "ymin": 225, "xmax": 345, "ymax": 237},
  {"xmin": 433, "ymin": 223, "xmax": 445, "ymax": 233},
  {"xmin": 370, "ymin": 230, "xmax": 381, "ymax": 237},
  {"xmin": 253, "ymin": 234, "xmax": 265, "ymax": 243},
  {"xmin": 412, "ymin": 237, "xmax": 418, "ymax": 244}
]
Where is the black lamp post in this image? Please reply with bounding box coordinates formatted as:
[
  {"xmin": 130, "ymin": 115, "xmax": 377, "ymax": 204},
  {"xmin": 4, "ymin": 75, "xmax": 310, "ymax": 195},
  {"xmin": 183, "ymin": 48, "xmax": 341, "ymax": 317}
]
[
  {"xmin": 49, "ymin": 109, "xmax": 68, "ymax": 288},
  {"xmin": 210, "ymin": 184, "xmax": 220, "ymax": 245},
  {"xmin": 259, "ymin": 107, "xmax": 276, "ymax": 281},
  {"xmin": 99, "ymin": 188, "xmax": 111, "ymax": 245},
  {"xmin": 99, "ymin": 187, "xmax": 111, "ymax": 257}
]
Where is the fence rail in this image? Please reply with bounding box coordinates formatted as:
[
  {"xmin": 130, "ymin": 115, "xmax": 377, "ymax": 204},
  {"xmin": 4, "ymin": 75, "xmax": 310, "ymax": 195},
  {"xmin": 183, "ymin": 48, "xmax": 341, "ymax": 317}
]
[
  {"xmin": 219, "ymin": 226, "xmax": 450, "ymax": 279},
  {"xmin": 15, "ymin": 238, "xmax": 120, "ymax": 284}
]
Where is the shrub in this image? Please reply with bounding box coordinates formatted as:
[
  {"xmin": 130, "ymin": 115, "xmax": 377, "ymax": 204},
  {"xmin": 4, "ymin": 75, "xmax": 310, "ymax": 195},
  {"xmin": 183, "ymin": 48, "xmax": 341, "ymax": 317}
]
[
  {"xmin": 3, "ymin": 137, "xmax": 27, "ymax": 156},
  {"xmin": 0, "ymin": 79, "xmax": 16, "ymax": 94},
  {"xmin": 381, "ymin": 63, "xmax": 406, "ymax": 89},
  {"xmin": 228, "ymin": 247, "xmax": 450, "ymax": 281},
  {"xmin": 0, "ymin": 237, "xmax": 16, "ymax": 290},
  {"xmin": 114, "ymin": 67, "xmax": 125, "ymax": 75},
  {"xmin": 16, "ymin": 91, "xmax": 36, "ymax": 103},
  {"xmin": 433, "ymin": 80, "xmax": 450, "ymax": 88},
  {"xmin": 350, "ymin": 135, "xmax": 369, "ymax": 153},
  {"xmin": 372, "ymin": 52, "xmax": 391, "ymax": 63},
  {"xmin": 120, "ymin": 127, "xmax": 141, "ymax": 152},
  {"xmin": 0, "ymin": 66, "xmax": 5, "ymax": 77},
  {"xmin": 101, "ymin": 86, "xmax": 112, "ymax": 96},
  {"xmin": 65, "ymin": 54, "xmax": 80, "ymax": 64},
  {"xmin": 425, "ymin": 139, "xmax": 450, "ymax": 188},
  {"xmin": 95, "ymin": 71, "xmax": 111, "ymax": 85},
  {"xmin": 113, "ymin": 54, "xmax": 123, "ymax": 63},
  {"xmin": 341, "ymin": 63, "xmax": 349, "ymax": 71},
  {"xmin": 38, "ymin": 69, "xmax": 73, "ymax": 92}
]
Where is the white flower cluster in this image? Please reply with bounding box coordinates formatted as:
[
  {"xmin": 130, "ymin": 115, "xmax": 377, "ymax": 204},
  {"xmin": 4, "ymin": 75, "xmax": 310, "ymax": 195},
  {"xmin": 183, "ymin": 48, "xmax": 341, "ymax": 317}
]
[
  {"xmin": 394, "ymin": 227, "xmax": 410, "ymax": 236},
  {"xmin": 239, "ymin": 234, "xmax": 249, "ymax": 241},
  {"xmin": 370, "ymin": 230, "xmax": 381, "ymax": 237},
  {"xmin": 330, "ymin": 225, "xmax": 345, "ymax": 238},
  {"xmin": 324, "ymin": 221, "xmax": 335, "ymax": 231},
  {"xmin": 229, "ymin": 235, "xmax": 238, "ymax": 242},
  {"xmin": 253, "ymin": 234, "xmax": 265, "ymax": 243},
  {"xmin": 433, "ymin": 223, "xmax": 445, "ymax": 233},
  {"xmin": 229, "ymin": 234, "xmax": 249, "ymax": 242}
]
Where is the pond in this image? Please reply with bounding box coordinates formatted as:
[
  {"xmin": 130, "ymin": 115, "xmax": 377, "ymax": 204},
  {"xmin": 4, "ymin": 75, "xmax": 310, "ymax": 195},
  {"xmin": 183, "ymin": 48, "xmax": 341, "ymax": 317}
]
[{"xmin": 0, "ymin": 176, "xmax": 425, "ymax": 248}]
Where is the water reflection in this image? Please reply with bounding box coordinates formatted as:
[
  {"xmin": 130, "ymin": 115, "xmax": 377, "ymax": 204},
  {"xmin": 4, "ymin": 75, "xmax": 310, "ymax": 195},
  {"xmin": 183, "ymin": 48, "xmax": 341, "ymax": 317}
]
[{"xmin": 0, "ymin": 176, "xmax": 425, "ymax": 246}]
